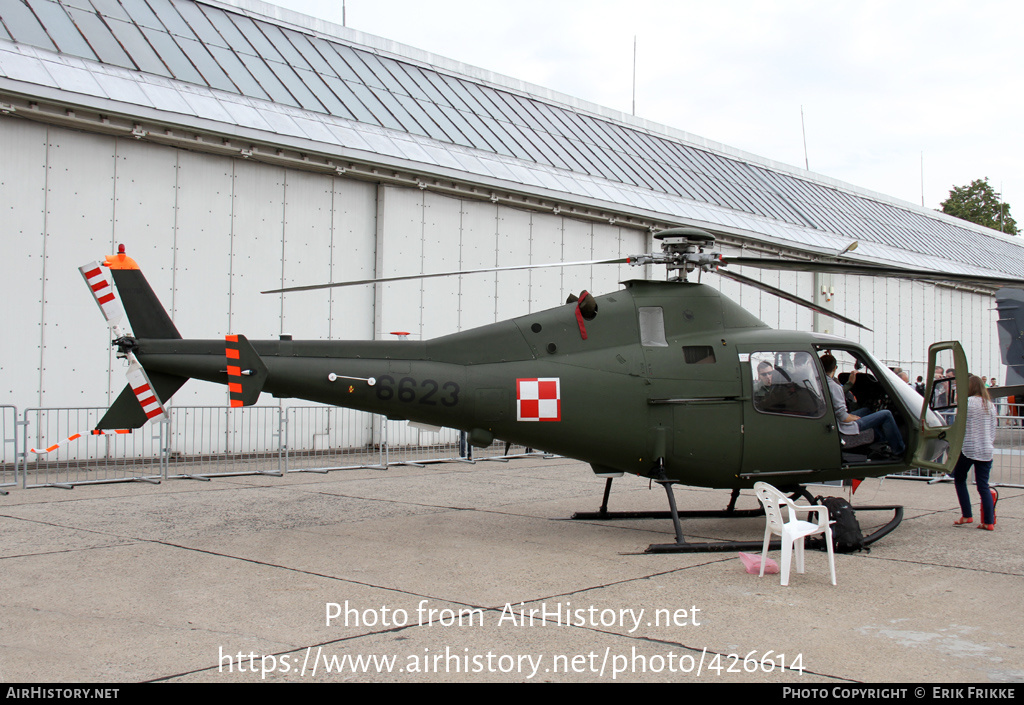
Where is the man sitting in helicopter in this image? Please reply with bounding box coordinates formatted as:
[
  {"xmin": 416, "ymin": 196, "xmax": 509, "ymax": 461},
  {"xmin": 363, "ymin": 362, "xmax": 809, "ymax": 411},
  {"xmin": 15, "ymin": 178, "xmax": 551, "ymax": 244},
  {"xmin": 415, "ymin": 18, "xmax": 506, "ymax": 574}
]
[
  {"xmin": 821, "ymin": 353, "xmax": 906, "ymax": 458},
  {"xmin": 753, "ymin": 361, "xmax": 776, "ymax": 405}
]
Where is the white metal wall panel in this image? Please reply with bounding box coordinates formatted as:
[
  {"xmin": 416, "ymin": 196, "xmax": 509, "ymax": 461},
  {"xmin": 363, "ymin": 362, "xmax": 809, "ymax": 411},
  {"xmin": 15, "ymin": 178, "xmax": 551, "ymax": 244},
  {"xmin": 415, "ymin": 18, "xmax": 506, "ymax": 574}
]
[
  {"xmin": 794, "ymin": 271, "xmax": 814, "ymax": 335},
  {"xmin": 615, "ymin": 227, "xmax": 647, "ymax": 289},
  {"xmin": 875, "ymin": 278, "xmax": 894, "ymax": 363},
  {"xmin": 171, "ymin": 150, "xmax": 233, "ymax": 340},
  {"xmin": 589, "ymin": 223, "xmax": 623, "ymax": 299},
  {"xmin": 457, "ymin": 199, "xmax": 499, "ymax": 331},
  {"xmin": 901, "ymin": 278, "xmax": 917, "ymax": 362},
  {"xmin": 329, "ymin": 178, "xmax": 376, "ymax": 340},
  {"xmin": 857, "ymin": 272, "xmax": 879, "ymax": 358},
  {"xmin": 111, "ymin": 138, "xmax": 178, "ymax": 293},
  {"xmin": 768, "ymin": 268, "xmax": 787, "ymax": 330},
  {"xmin": 529, "ymin": 216, "xmax": 565, "ymax": 314},
  {"xmin": 775, "ymin": 270, "xmax": 798, "ymax": 331},
  {"xmin": 377, "ymin": 186, "xmax": 425, "ymax": 339},
  {"xmin": 561, "ymin": 219, "xmax": 593, "ymax": 300},
  {"xmin": 229, "ymin": 160, "xmax": 286, "ymax": 340},
  {"xmin": 0, "ymin": 119, "xmax": 47, "ymax": 406},
  {"xmin": 920, "ymin": 278, "xmax": 937, "ymax": 373},
  {"xmin": 281, "ymin": 170, "xmax": 334, "ymax": 341},
  {"xmin": 904, "ymin": 280, "xmax": 923, "ymax": 371},
  {"xmin": 421, "ymin": 190, "xmax": 463, "ymax": 337},
  {"xmin": 39, "ymin": 129, "xmax": 118, "ymax": 408},
  {"xmin": 494, "ymin": 206, "xmax": 532, "ymax": 320}
]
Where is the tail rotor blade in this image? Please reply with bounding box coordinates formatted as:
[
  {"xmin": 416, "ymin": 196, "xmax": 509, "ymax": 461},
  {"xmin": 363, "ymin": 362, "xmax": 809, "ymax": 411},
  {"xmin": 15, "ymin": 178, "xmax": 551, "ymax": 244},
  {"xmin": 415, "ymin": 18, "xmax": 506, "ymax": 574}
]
[
  {"xmin": 79, "ymin": 261, "xmax": 124, "ymax": 327},
  {"xmin": 125, "ymin": 360, "xmax": 168, "ymax": 421}
]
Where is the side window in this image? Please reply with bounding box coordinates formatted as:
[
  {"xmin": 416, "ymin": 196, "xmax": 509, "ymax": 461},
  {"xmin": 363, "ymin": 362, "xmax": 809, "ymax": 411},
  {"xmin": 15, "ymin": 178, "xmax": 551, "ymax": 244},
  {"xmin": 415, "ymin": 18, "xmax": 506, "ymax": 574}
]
[
  {"xmin": 683, "ymin": 345, "xmax": 716, "ymax": 364},
  {"xmin": 638, "ymin": 307, "xmax": 668, "ymax": 347},
  {"xmin": 750, "ymin": 351, "xmax": 826, "ymax": 418}
]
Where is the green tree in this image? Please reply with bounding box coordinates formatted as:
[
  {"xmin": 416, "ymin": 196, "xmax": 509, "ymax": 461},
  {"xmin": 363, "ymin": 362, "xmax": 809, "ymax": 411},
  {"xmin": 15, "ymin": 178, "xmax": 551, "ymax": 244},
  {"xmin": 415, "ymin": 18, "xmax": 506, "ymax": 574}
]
[{"xmin": 940, "ymin": 177, "xmax": 1018, "ymax": 235}]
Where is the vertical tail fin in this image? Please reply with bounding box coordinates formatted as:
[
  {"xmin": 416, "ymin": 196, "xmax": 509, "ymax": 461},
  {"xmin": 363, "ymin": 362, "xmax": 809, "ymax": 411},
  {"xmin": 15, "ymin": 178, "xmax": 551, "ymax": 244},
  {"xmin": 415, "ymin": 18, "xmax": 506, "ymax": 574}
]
[
  {"xmin": 996, "ymin": 289, "xmax": 1024, "ymax": 386},
  {"xmin": 85, "ymin": 248, "xmax": 188, "ymax": 429},
  {"xmin": 105, "ymin": 248, "xmax": 181, "ymax": 340}
]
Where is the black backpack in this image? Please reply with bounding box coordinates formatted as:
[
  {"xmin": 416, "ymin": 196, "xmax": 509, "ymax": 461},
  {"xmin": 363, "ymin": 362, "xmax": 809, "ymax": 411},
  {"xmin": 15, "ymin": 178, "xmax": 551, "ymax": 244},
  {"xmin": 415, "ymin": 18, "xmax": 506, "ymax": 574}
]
[{"xmin": 807, "ymin": 496, "xmax": 868, "ymax": 553}]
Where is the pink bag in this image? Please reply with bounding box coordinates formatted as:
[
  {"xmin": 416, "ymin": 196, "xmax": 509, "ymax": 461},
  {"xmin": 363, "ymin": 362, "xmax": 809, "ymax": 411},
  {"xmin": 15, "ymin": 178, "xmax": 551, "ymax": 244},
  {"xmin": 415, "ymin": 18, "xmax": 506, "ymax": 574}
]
[{"xmin": 739, "ymin": 551, "xmax": 779, "ymax": 575}]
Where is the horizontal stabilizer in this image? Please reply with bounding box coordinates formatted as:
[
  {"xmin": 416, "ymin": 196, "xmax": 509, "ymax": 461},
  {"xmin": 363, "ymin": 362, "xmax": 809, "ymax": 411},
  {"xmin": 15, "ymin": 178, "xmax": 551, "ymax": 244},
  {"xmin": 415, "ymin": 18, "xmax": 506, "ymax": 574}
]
[{"xmin": 988, "ymin": 384, "xmax": 1024, "ymax": 400}]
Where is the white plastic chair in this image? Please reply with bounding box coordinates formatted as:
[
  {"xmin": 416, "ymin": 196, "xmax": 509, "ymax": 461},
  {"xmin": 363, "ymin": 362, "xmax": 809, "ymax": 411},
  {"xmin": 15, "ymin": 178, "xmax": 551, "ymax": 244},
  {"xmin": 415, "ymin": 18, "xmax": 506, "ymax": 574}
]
[{"xmin": 753, "ymin": 482, "xmax": 836, "ymax": 586}]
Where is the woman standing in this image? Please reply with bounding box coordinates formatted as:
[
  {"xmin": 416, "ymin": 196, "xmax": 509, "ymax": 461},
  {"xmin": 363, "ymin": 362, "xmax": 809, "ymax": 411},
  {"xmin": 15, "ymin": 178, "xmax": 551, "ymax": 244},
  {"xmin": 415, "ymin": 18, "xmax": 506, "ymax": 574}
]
[{"xmin": 953, "ymin": 375, "xmax": 998, "ymax": 530}]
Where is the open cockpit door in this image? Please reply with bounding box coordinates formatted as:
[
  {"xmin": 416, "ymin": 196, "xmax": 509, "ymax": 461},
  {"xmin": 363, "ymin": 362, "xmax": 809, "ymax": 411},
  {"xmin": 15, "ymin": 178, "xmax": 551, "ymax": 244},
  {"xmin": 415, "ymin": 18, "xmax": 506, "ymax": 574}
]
[{"xmin": 912, "ymin": 342, "xmax": 968, "ymax": 472}]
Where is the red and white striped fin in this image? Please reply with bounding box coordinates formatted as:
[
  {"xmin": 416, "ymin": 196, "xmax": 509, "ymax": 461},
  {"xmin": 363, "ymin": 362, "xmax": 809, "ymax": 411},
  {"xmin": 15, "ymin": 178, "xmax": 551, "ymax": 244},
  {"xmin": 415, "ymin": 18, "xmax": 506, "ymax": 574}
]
[
  {"xmin": 29, "ymin": 429, "xmax": 131, "ymax": 454},
  {"xmin": 126, "ymin": 360, "xmax": 167, "ymax": 420},
  {"xmin": 79, "ymin": 261, "xmax": 124, "ymax": 327}
]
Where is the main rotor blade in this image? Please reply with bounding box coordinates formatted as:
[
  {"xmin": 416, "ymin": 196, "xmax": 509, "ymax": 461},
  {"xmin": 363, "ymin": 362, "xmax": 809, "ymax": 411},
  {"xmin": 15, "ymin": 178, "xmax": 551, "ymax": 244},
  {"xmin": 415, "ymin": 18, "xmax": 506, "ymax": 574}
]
[
  {"xmin": 721, "ymin": 257, "xmax": 1023, "ymax": 289},
  {"xmin": 717, "ymin": 268, "xmax": 871, "ymax": 331},
  {"xmin": 262, "ymin": 257, "xmax": 630, "ymax": 294}
]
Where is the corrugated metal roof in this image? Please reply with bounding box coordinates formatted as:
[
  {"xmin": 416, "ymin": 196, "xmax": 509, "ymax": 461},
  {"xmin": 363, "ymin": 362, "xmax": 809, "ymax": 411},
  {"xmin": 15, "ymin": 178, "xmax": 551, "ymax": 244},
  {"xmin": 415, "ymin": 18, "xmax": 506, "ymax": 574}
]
[{"xmin": 2, "ymin": 0, "xmax": 1022, "ymax": 279}]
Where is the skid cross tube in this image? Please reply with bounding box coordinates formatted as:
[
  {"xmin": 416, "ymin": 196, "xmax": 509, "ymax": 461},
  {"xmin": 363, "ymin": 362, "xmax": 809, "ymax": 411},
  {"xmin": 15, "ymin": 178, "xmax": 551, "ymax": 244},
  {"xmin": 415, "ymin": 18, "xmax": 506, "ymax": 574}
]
[{"xmin": 571, "ymin": 475, "xmax": 903, "ymax": 553}]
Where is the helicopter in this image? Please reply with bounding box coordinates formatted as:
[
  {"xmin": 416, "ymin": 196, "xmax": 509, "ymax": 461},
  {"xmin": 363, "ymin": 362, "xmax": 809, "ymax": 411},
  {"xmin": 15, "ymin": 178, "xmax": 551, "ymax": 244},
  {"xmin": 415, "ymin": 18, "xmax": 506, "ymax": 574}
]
[{"xmin": 81, "ymin": 227, "xmax": 1020, "ymax": 552}]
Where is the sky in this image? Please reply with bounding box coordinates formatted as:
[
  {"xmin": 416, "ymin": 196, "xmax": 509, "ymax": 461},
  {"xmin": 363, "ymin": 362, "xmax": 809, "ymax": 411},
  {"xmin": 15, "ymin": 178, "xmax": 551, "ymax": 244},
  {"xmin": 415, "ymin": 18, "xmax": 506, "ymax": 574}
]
[{"xmin": 264, "ymin": 0, "xmax": 1023, "ymax": 217}]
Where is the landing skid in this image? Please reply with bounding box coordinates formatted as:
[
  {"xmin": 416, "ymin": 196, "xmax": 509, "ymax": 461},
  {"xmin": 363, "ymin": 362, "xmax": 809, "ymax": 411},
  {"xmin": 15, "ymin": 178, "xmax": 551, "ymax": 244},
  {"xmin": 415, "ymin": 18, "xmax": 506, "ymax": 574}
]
[{"xmin": 572, "ymin": 476, "xmax": 903, "ymax": 553}]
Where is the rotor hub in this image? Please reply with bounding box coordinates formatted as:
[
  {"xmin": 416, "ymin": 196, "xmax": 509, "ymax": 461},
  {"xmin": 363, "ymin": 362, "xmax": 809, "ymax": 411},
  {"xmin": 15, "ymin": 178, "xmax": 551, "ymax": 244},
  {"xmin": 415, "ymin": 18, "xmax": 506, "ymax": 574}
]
[{"xmin": 629, "ymin": 228, "xmax": 722, "ymax": 281}]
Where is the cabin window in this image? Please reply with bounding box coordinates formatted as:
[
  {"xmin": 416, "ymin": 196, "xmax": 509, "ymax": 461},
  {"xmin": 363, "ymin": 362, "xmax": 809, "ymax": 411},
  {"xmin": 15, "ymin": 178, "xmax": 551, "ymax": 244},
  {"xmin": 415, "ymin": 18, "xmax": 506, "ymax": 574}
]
[
  {"xmin": 750, "ymin": 351, "xmax": 826, "ymax": 418},
  {"xmin": 638, "ymin": 307, "xmax": 668, "ymax": 347},
  {"xmin": 683, "ymin": 346, "xmax": 716, "ymax": 364}
]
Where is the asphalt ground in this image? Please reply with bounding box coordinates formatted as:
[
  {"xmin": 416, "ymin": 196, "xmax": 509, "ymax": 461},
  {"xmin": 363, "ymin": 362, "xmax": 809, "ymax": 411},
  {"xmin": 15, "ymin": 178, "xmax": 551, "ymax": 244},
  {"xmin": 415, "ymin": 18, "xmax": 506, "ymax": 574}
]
[{"xmin": 0, "ymin": 456, "xmax": 1021, "ymax": 685}]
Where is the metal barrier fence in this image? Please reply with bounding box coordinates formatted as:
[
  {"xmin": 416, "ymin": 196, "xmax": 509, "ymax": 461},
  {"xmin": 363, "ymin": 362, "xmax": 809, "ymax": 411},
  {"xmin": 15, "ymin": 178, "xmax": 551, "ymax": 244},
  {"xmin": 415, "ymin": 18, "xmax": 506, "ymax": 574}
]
[
  {"xmin": 286, "ymin": 406, "xmax": 384, "ymax": 472},
  {"xmin": 12, "ymin": 404, "xmax": 546, "ymax": 489},
  {"xmin": 889, "ymin": 414, "xmax": 1024, "ymax": 488},
  {"xmin": 381, "ymin": 419, "xmax": 539, "ymax": 467},
  {"xmin": 991, "ymin": 416, "xmax": 1024, "ymax": 487},
  {"xmin": 1, "ymin": 405, "xmax": 18, "ymax": 490},
  {"xmin": 166, "ymin": 406, "xmax": 285, "ymax": 478},
  {"xmin": 22, "ymin": 401, "xmax": 1023, "ymax": 490},
  {"xmin": 21, "ymin": 407, "xmax": 166, "ymax": 488}
]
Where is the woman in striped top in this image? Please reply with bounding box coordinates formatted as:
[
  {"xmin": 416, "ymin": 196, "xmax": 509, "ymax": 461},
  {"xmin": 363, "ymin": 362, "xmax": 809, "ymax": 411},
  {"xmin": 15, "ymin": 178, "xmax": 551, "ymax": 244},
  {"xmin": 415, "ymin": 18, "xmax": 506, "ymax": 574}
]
[{"xmin": 952, "ymin": 375, "xmax": 998, "ymax": 530}]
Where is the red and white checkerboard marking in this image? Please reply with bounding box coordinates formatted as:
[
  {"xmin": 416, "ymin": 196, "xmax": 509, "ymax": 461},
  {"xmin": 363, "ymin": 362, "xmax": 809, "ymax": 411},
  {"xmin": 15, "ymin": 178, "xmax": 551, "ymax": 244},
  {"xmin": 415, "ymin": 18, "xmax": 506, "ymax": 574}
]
[{"xmin": 517, "ymin": 378, "xmax": 561, "ymax": 422}]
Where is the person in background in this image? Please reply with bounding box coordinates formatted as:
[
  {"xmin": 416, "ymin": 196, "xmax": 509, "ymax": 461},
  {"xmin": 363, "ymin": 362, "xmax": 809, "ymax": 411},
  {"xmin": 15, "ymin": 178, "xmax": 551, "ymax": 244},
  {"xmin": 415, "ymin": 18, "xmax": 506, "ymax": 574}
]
[
  {"xmin": 952, "ymin": 375, "xmax": 998, "ymax": 531},
  {"xmin": 915, "ymin": 376, "xmax": 926, "ymax": 396}
]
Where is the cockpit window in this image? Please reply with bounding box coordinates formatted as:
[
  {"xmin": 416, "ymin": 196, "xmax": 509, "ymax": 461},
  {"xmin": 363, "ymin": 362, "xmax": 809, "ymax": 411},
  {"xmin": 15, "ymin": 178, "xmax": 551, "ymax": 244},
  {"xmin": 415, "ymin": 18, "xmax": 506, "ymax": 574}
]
[{"xmin": 750, "ymin": 351, "xmax": 826, "ymax": 418}]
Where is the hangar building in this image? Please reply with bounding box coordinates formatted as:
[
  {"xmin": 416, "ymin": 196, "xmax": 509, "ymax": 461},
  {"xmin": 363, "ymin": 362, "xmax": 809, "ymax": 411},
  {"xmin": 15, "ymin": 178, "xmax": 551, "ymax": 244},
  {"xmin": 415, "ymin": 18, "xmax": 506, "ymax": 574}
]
[{"xmin": 1, "ymin": 0, "xmax": 1020, "ymax": 425}]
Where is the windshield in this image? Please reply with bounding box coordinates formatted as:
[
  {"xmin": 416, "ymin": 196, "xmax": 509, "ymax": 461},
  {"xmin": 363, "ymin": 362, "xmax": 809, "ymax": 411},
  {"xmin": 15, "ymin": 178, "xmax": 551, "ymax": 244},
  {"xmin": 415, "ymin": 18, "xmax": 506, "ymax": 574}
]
[{"xmin": 859, "ymin": 350, "xmax": 946, "ymax": 427}]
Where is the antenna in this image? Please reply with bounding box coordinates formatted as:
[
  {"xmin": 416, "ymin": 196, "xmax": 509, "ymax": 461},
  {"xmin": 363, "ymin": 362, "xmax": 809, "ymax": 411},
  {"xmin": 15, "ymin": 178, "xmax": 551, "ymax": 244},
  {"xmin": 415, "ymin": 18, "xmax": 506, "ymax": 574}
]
[
  {"xmin": 632, "ymin": 36, "xmax": 637, "ymax": 116},
  {"xmin": 920, "ymin": 151, "xmax": 924, "ymax": 207},
  {"xmin": 800, "ymin": 106, "xmax": 809, "ymax": 170}
]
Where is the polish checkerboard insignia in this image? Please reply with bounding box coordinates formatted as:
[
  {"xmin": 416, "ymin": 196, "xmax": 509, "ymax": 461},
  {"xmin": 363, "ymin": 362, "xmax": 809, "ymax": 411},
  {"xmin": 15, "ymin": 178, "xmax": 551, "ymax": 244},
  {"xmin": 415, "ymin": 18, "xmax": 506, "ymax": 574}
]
[{"xmin": 516, "ymin": 378, "xmax": 561, "ymax": 422}]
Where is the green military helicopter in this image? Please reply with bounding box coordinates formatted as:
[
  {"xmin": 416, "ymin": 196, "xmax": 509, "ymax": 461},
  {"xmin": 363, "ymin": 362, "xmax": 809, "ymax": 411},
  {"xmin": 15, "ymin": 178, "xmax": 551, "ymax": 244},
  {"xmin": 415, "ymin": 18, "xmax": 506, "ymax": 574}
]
[{"xmin": 83, "ymin": 227, "xmax": 1015, "ymax": 552}]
